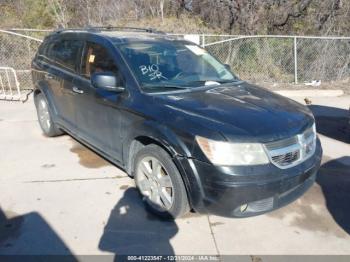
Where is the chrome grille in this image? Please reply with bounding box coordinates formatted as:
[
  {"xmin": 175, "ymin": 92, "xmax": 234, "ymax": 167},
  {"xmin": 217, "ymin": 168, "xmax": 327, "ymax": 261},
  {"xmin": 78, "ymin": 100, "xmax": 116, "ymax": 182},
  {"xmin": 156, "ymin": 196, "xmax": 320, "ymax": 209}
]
[
  {"xmin": 271, "ymin": 150, "xmax": 300, "ymax": 167},
  {"xmin": 264, "ymin": 124, "xmax": 316, "ymax": 169}
]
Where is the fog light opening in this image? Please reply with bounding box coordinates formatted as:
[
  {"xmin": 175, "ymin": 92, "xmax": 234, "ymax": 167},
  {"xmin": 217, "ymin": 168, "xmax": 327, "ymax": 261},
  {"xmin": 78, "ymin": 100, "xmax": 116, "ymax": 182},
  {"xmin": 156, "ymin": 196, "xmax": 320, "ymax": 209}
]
[{"xmin": 240, "ymin": 204, "xmax": 248, "ymax": 213}]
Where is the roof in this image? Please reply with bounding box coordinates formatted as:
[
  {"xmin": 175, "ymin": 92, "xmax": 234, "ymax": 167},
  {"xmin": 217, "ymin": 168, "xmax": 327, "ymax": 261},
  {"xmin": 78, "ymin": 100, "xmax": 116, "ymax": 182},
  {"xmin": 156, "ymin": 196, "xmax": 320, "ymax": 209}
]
[{"xmin": 49, "ymin": 27, "xmax": 177, "ymax": 43}]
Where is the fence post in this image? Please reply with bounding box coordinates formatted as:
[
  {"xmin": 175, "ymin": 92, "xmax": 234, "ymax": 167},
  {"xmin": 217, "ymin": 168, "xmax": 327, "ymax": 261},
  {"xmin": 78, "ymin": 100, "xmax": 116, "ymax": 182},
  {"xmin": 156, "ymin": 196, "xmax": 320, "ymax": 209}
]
[
  {"xmin": 202, "ymin": 34, "xmax": 205, "ymax": 48},
  {"xmin": 5, "ymin": 69, "xmax": 13, "ymax": 96},
  {"xmin": 294, "ymin": 36, "xmax": 298, "ymax": 84}
]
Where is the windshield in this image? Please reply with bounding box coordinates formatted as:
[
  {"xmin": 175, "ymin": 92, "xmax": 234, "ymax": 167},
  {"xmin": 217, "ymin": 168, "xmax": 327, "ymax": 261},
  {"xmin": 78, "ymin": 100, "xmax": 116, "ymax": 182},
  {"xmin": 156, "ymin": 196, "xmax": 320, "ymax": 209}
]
[{"xmin": 116, "ymin": 40, "xmax": 238, "ymax": 92}]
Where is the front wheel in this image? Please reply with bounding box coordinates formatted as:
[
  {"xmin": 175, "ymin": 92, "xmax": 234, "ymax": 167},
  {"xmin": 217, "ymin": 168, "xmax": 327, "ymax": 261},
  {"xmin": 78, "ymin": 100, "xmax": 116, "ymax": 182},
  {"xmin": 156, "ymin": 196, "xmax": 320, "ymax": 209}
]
[{"xmin": 134, "ymin": 144, "xmax": 190, "ymax": 219}]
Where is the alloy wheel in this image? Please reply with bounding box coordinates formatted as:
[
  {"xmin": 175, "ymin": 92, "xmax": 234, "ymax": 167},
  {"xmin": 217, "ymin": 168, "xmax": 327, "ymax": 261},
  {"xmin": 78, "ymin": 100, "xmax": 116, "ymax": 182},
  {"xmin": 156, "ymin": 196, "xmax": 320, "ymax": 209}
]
[
  {"xmin": 37, "ymin": 98, "xmax": 51, "ymax": 133},
  {"xmin": 136, "ymin": 156, "xmax": 174, "ymax": 211}
]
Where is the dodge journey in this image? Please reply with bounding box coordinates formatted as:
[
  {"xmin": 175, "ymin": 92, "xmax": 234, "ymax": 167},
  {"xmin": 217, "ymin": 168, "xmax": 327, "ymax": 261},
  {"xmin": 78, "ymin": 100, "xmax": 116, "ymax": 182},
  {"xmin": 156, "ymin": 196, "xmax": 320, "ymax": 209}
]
[{"xmin": 32, "ymin": 27, "xmax": 322, "ymax": 218}]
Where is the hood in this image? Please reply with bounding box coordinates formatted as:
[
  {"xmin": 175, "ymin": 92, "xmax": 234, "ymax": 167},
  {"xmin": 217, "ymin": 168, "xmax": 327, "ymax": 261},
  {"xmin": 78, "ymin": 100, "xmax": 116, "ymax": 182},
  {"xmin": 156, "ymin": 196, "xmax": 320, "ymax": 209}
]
[{"xmin": 155, "ymin": 82, "xmax": 314, "ymax": 142}]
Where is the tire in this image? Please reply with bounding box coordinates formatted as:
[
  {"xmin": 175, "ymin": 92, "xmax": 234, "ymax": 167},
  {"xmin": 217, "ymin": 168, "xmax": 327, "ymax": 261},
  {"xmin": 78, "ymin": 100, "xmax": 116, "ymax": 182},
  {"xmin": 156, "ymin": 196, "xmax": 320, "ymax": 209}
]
[
  {"xmin": 133, "ymin": 144, "xmax": 190, "ymax": 219},
  {"xmin": 34, "ymin": 93, "xmax": 63, "ymax": 137}
]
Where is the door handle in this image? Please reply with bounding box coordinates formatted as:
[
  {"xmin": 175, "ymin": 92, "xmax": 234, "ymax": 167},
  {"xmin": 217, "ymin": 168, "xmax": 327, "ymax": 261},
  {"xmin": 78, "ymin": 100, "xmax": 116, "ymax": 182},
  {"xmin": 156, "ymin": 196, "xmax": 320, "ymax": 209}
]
[
  {"xmin": 45, "ymin": 74, "xmax": 54, "ymax": 79},
  {"xmin": 72, "ymin": 86, "xmax": 84, "ymax": 94}
]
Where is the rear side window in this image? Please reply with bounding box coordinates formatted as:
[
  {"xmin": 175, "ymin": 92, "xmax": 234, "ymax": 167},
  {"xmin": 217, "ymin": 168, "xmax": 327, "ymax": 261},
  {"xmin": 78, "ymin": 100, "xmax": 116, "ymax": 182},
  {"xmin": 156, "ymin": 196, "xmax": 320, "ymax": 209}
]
[
  {"xmin": 81, "ymin": 42, "xmax": 119, "ymax": 79},
  {"xmin": 47, "ymin": 39, "xmax": 83, "ymax": 71}
]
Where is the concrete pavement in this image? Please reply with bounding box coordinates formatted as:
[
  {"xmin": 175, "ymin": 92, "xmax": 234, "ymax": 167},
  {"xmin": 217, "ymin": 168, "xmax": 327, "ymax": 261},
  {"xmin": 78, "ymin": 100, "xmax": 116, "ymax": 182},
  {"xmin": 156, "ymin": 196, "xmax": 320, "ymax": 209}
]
[{"xmin": 0, "ymin": 95, "xmax": 349, "ymax": 258}]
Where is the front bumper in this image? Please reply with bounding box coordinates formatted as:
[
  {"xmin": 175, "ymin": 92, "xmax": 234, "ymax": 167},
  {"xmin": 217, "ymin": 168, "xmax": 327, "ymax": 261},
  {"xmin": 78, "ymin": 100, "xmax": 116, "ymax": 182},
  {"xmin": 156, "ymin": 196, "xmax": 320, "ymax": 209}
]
[{"xmin": 177, "ymin": 138, "xmax": 322, "ymax": 217}]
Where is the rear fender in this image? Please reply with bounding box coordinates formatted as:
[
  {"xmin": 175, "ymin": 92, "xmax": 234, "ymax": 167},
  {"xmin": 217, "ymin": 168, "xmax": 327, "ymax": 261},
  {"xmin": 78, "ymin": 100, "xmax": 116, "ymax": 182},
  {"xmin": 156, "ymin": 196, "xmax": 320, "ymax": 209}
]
[{"xmin": 34, "ymin": 81, "xmax": 59, "ymax": 120}]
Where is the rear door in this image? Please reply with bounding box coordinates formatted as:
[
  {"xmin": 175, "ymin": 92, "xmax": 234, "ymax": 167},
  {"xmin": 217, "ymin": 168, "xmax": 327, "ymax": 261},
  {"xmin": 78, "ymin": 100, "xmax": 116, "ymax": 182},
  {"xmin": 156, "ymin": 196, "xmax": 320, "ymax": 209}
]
[
  {"xmin": 45, "ymin": 38, "xmax": 83, "ymax": 130},
  {"xmin": 34, "ymin": 40, "xmax": 63, "ymax": 117},
  {"xmin": 73, "ymin": 41, "xmax": 126, "ymax": 162}
]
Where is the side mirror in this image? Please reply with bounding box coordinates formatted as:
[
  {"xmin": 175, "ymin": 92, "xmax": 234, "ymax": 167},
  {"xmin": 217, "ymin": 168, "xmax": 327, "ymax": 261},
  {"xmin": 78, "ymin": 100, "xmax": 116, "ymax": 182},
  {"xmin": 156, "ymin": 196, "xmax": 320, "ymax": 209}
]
[{"xmin": 91, "ymin": 72, "xmax": 125, "ymax": 93}]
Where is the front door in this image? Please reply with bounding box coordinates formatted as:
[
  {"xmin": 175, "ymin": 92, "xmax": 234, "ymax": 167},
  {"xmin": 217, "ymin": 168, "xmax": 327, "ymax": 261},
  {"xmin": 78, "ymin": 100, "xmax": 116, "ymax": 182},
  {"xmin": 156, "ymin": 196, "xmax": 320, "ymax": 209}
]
[{"xmin": 73, "ymin": 41, "xmax": 125, "ymax": 162}]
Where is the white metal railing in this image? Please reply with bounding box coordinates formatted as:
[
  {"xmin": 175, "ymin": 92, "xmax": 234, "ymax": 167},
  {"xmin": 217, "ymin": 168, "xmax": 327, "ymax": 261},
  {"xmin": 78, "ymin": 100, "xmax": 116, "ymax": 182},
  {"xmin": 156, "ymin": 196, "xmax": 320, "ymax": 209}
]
[
  {"xmin": 0, "ymin": 67, "xmax": 23, "ymax": 101},
  {"xmin": 0, "ymin": 29, "xmax": 44, "ymax": 102}
]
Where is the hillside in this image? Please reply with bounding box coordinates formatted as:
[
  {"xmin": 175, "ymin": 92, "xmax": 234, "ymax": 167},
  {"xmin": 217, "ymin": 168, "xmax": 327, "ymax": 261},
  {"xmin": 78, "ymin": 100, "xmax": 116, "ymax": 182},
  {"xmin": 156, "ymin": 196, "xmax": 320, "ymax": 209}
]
[{"xmin": 0, "ymin": 0, "xmax": 349, "ymax": 36}]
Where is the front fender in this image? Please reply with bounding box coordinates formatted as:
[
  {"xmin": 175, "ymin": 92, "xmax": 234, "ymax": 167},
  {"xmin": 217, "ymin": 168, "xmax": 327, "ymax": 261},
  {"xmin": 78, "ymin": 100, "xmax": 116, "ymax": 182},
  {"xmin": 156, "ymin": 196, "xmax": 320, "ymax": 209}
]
[
  {"xmin": 122, "ymin": 119, "xmax": 204, "ymax": 209},
  {"xmin": 122, "ymin": 119, "xmax": 194, "ymax": 167}
]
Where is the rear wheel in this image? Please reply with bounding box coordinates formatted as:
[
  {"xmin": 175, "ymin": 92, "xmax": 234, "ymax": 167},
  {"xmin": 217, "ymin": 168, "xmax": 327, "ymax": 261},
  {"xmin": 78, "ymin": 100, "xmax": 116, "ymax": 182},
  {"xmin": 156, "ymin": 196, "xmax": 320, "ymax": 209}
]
[
  {"xmin": 134, "ymin": 144, "xmax": 190, "ymax": 219},
  {"xmin": 34, "ymin": 93, "xmax": 63, "ymax": 137}
]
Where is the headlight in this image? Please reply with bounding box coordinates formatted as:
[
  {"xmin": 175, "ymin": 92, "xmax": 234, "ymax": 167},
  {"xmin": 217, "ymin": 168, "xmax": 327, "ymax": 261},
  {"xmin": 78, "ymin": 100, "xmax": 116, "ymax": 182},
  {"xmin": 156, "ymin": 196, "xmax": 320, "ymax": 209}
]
[
  {"xmin": 301, "ymin": 122, "xmax": 317, "ymax": 156},
  {"xmin": 196, "ymin": 136, "xmax": 269, "ymax": 166}
]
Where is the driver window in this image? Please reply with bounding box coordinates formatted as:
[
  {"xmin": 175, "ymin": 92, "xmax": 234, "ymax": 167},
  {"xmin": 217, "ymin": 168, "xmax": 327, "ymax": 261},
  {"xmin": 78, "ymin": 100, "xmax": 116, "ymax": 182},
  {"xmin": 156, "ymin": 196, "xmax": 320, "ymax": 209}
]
[{"xmin": 81, "ymin": 42, "xmax": 120, "ymax": 81}]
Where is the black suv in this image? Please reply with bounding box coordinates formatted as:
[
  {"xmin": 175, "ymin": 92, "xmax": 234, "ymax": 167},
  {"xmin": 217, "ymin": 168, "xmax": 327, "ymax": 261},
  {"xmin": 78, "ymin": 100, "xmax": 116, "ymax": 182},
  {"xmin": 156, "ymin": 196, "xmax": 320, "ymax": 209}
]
[{"xmin": 32, "ymin": 27, "xmax": 322, "ymax": 218}]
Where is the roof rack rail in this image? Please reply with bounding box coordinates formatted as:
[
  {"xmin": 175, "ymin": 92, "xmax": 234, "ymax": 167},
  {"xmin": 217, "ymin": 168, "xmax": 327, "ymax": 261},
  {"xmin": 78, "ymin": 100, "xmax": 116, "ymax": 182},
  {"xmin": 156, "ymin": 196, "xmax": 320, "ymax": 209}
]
[
  {"xmin": 53, "ymin": 26, "xmax": 166, "ymax": 35},
  {"xmin": 53, "ymin": 26, "xmax": 86, "ymax": 34},
  {"xmin": 88, "ymin": 26, "xmax": 158, "ymax": 32}
]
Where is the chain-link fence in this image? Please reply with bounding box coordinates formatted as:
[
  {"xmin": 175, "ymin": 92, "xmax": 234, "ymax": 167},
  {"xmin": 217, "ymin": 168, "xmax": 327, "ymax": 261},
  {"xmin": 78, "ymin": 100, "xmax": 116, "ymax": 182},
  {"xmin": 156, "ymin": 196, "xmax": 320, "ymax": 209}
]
[
  {"xmin": 201, "ymin": 35, "xmax": 350, "ymax": 84},
  {"xmin": 0, "ymin": 29, "xmax": 49, "ymax": 100},
  {"xmin": 204, "ymin": 36, "xmax": 295, "ymax": 83},
  {"xmin": 296, "ymin": 38, "xmax": 350, "ymax": 82},
  {"xmin": 0, "ymin": 30, "xmax": 349, "ymax": 101}
]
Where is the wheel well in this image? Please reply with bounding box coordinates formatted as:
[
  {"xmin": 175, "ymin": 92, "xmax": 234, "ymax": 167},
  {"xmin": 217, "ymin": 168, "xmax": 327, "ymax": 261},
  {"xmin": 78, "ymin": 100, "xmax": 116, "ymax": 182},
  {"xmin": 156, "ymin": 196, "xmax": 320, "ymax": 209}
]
[
  {"xmin": 33, "ymin": 89, "xmax": 41, "ymax": 97},
  {"xmin": 127, "ymin": 136, "xmax": 174, "ymax": 176},
  {"xmin": 127, "ymin": 135, "xmax": 193, "ymax": 210}
]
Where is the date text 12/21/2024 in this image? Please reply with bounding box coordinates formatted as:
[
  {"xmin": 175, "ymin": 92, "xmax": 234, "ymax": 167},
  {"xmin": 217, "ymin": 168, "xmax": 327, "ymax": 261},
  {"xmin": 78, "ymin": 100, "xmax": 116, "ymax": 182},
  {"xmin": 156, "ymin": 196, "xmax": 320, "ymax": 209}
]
[{"xmin": 127, "ymin": 255, "xmax": 220, "ymax": 261}]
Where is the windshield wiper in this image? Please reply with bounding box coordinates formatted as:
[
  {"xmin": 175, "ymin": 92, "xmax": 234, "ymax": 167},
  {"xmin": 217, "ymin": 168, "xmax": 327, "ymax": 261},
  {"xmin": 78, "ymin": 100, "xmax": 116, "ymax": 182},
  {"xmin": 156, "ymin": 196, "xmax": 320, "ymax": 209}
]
[
  {"xmin": 143, "ymin": 84, "xmax": 190, "ymax": 90},
  {"xmin": 186, "ymin": 79, "xmax": 239, "ymax": 86}
]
